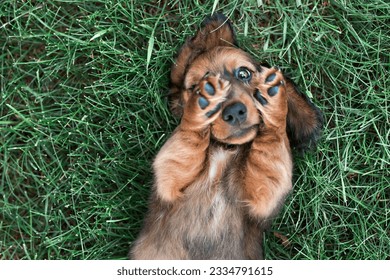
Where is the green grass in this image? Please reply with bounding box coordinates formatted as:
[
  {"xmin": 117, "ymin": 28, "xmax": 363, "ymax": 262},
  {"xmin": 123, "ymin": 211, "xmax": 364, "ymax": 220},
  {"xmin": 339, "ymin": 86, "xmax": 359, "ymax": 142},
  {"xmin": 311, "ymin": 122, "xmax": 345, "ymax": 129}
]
[{"xmin": 0, "ymin": 0, "xmax": 389, "ymax": 260}]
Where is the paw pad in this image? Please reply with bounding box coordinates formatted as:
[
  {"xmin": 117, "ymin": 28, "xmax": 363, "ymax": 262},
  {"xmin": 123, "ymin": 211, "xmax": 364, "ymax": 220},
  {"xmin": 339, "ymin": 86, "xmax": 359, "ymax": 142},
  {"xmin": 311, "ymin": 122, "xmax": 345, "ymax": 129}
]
[
  {"xmin": 254, "ymin": 90, "xmax": 268, "ymax": 106},
  {"xmin": 205, "ymin": 103, "xmax": 222, "ymax": 118},
  {"xmin": 198, "ymin": 96, "xmax": 209, "ymax": 109},
  {"xmin": 265, "ymin": 73, "xmax": 276, "ymax": 83},
  {"xmin": 253, "ymin": 67, "xmax": 285, "ymax": 108},
  {"xmin": 268, "ymin": 86, "xmax": 279, "ymax": 97},
  {"xmin": 192, "ymin": 74, "xmax": 229, "ymax": 121},
  {"xmin": 204, "ymin": 82, "xmax": 215, "ymax": 95}
]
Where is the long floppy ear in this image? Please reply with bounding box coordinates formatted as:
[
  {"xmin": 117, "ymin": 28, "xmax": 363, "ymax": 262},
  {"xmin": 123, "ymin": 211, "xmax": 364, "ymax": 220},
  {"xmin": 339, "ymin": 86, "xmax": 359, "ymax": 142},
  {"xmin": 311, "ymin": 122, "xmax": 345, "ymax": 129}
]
[
  {"xmin": 285, "ymin": 79, "xmax": 324, "ymax": 152},
  {"xmin": 169, "ymin": 13, "xmax": 237, "ymax": 117}
]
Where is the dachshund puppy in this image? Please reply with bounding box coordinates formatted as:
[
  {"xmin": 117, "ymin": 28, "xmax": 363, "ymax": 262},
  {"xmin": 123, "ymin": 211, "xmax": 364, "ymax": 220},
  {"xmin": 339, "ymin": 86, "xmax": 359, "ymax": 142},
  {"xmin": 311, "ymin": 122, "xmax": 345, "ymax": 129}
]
[{"xmin": 130, "ymin": 14, "xmax": 323, "ymax": 259}]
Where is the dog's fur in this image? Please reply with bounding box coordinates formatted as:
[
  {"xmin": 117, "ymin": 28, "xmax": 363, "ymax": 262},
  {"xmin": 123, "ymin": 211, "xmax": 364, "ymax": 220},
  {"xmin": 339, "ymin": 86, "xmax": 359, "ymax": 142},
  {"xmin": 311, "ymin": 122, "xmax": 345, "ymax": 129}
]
[{"xmin": 129, "ymin": 14, "xmax": 323, "ymax": 260}]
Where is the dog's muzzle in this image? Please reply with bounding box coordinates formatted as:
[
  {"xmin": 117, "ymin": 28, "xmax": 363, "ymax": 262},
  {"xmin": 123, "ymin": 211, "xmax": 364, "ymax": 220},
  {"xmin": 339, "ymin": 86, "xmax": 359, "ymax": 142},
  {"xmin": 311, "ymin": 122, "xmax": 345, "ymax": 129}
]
[{"xmin": 222, "ymin": 102, "xmax": 247, "ymax": 126}]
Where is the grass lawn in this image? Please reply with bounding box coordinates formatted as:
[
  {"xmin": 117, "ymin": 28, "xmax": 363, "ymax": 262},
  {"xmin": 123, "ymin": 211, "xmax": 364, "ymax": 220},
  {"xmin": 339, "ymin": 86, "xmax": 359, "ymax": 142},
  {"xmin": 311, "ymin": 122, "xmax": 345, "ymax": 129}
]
[{"xmin": 0, "ymin": 0, "xmax": 389, "ymax": 260}]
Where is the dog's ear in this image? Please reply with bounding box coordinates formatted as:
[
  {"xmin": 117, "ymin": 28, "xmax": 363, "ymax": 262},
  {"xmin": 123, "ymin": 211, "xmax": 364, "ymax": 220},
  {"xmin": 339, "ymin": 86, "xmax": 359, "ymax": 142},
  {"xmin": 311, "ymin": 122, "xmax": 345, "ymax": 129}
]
[
  {"xmin": 285, "ymin": 79, "xmax": 323, "ymax": 152},
  {"xmin": 169, "ymin": 13, "xmax": 237, "ymax": 117}
]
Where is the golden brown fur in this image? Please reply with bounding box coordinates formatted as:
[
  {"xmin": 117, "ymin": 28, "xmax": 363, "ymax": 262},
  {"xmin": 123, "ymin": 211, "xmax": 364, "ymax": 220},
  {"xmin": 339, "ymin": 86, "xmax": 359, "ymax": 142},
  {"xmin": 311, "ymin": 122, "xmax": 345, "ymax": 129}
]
[{"xmin": 130, "ymin": 14, "xmax": 323, "ymax": 259}]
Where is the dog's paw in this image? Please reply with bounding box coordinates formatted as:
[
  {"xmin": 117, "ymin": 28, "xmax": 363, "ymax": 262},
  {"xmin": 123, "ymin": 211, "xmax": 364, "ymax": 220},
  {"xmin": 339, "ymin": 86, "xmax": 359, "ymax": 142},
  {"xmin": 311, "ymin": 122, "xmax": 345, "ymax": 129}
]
[
  {"xmin": 182, "ymin": 74, "xmax": 230, "ymax": 130},
  {"xmin": 253, "ymin": 67, "xmax": 287, "ymax": 129}
]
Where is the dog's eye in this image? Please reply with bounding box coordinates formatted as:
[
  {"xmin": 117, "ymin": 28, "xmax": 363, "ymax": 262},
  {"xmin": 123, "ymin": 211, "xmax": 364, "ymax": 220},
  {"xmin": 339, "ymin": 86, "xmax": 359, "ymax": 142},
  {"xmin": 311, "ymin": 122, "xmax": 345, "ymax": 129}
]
[{"xmin": 235, "ymin": 67, "xmax": 252, "ymax": 82}]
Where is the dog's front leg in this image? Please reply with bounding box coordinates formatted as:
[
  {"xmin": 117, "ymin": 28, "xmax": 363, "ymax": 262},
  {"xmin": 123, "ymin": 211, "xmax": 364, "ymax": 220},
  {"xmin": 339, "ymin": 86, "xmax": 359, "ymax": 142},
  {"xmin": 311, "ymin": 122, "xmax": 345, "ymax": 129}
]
[
  {"xmin": 244, "ymin": 67, "xmax": 293, "ymax": 219},
  {"xmin": 154, "ymin": 74, "xmax": 230, "ymax": 202}
]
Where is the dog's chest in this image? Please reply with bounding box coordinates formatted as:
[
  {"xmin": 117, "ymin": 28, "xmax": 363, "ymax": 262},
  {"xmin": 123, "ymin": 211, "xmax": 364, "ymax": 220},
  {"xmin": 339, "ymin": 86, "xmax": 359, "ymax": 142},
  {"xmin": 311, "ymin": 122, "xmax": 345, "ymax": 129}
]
[
  {"xmin": 198, "ymin": 147, "xmax": 242, "ymax": 224},
  {"xmin": 180, "ymin": 147, "xmax": 248, "ymax": 259},
  {"xmin": 183, "ymin": 146, "xmax": 240, "ymax": 218},
  {"xmin": 207, "ymin": 147, "xmax": 234, "ymax": 182}
]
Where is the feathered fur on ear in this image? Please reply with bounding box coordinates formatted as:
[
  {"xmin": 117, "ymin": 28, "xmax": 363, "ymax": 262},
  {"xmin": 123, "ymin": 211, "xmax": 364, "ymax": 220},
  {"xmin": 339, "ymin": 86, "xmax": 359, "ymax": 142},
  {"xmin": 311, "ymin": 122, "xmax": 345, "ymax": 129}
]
[
  {"xmin": 169, "ymin": 13, "xmax": 237, "ymax": 117},
  {"xmin": 284, "ymin": 78, "xmax": 323, "ymax": 152}
]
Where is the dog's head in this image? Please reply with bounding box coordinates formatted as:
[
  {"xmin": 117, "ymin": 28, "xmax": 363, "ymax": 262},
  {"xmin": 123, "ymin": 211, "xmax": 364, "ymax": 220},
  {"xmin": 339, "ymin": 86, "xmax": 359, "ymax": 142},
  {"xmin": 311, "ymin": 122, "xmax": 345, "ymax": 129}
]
[{"xmin": 169, "ymin": 14, "xmax": 323, "ymax": 150}]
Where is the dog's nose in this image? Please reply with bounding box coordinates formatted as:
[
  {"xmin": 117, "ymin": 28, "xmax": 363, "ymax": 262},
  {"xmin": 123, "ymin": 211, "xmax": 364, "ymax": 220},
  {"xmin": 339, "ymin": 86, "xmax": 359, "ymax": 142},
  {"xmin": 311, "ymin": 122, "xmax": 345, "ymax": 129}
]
[{"xmin": 222, "ymin": 102, "xmax": 247, "ymax": 125}]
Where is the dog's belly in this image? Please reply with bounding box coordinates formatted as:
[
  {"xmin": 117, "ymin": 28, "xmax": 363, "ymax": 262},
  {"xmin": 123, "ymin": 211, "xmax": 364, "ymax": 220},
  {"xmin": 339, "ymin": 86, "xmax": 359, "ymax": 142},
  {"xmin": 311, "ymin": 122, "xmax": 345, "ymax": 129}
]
[
  {"xmin": 131, "ymin": 147, "xmax": 263, "ymax": 259},
  {"xmin": 181, "ymin": 188, "xmax": 246, "ymax": 259},
  {"xmin": 149, "ymin": 180, "xmax": 246, "ymax": 259}
]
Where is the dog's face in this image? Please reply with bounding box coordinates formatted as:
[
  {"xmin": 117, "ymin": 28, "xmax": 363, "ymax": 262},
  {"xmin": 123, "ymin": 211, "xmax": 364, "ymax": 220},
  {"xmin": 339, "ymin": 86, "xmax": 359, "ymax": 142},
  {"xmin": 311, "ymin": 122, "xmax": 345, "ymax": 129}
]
[
  {"xmin": 169, "ymin": 14, "xmax": 323, "ymax": 149},
  {"xmin": 183, "ymin": 47, "xmax": 268, "ymax": 144}
]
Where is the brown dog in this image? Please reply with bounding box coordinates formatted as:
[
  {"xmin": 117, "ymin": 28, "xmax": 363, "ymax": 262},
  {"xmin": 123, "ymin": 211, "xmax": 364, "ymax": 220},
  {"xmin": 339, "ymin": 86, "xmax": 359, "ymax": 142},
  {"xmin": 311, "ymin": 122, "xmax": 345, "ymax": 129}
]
[{"xmin": 130, "ymin": 14, "xmax": 323, "ymax": 259}]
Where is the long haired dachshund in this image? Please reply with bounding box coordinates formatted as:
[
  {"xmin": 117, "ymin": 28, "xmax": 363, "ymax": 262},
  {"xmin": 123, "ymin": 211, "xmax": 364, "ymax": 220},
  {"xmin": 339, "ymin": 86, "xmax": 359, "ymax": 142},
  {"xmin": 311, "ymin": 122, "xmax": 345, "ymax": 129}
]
[{"xmin": 130, "ymin": 14, "xmax": 323, "ymax": 259}]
